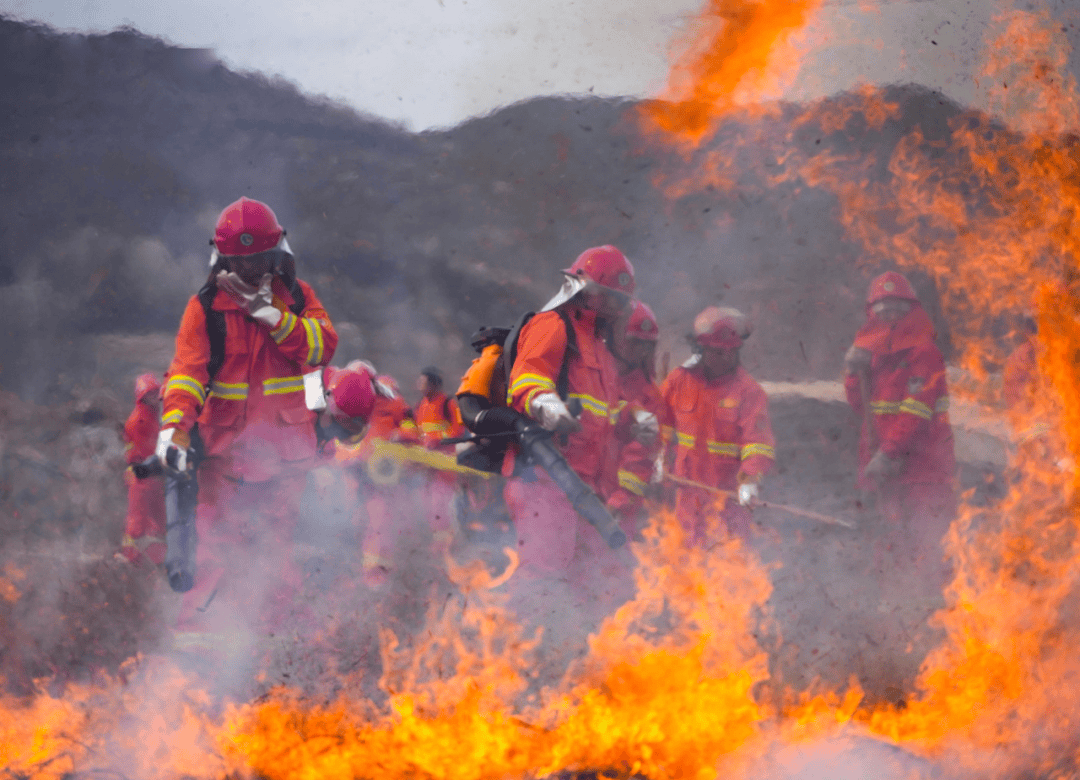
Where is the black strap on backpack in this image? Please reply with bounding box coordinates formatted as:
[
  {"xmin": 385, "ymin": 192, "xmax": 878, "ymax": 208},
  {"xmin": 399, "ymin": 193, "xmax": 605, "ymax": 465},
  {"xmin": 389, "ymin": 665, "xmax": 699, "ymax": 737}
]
[
  {"xmin": 502, "ymin": 307, "xmax": 578, "ymax": 402},
  {"xmin": 196, "ymin": 277, "xmax": 307, "ymax": 382}
]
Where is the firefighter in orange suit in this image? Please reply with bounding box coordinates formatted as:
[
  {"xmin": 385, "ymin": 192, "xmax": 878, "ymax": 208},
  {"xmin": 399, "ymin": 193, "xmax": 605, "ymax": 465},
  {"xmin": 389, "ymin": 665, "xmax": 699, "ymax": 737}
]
[
  {"xmin": 156, "ymin": 197, "xmax": 337, "ymax": 653},
  {"xmin": 843, "ymin": 271, "xmax": 955, "ymax": 581},
  {"xmin": 415, "ymin": 366, "xmax": 464, "ymax": 447},
  {"xmin": 504, "ymin": 245, "xmax": 633, "ymax": 585},
  {"xmin": 119, "ymin": 372, "xmax": 167, "ymax": 566},
  {"xmin": 660, "ymin": 307, "xmax": 775, "ymax": 544},
  {"xmin": 608, "ymin": 301, "xmax": 670, "ymax": 537}
]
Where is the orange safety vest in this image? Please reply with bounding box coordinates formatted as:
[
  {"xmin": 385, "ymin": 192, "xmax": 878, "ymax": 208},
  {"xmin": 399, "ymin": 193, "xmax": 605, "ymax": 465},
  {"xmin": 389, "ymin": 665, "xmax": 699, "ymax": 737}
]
[
  {"xmin": 660, "ymin": 364, "xmax": 775, "ymax": 490},
  {"xmin": 162, "ymin": 276, "xmax": 337, "ymax": 481},
  {"xmin": 415, "ymin": 391, "xmax": 463, "ymax": 445}
]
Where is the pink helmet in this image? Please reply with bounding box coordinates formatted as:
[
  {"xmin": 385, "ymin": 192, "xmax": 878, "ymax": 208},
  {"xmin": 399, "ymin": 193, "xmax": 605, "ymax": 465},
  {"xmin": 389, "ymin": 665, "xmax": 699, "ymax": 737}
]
[
  {"xmin": 134, "ymin": 372, "xmax": 161, "ymax": 402},
  {"xmin": 564, "ymin": 245, "xmax": 636, "ymax": 295},
  {"xmin": 325, "ymin": 365, "xmax": 376, "ymax": 430},
  {"xmin": 625, "ymin": 300, "xmax": 659, "ymax": 342},
  {"xmin": 213, "ymin": 197, "xmax": 284, "ymax": 256},
  {"xmin": 693, "ymin": 306, "xmax": 750, "ymax": 349},
  {"xmin": 866, "ymin": 271, "xmax": 919, "ymax": 307}
]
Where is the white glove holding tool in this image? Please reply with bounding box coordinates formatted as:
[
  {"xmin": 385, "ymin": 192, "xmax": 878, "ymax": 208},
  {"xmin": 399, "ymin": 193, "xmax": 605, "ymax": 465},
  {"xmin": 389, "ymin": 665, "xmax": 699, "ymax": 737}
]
[
  {"xmin": 737, "ymin": 482, "xmax": 759, "ymax": 507},
  {"xmin": 217, "ymin": 271, "xmax": 282, "ymax": 329},
  {"xmin": 529, "ymin": 392, "xmax": 582, "ymax": 434},
  {"xmin": 155, "ymin": 428, "xmax": 191, "ymax": 473}
]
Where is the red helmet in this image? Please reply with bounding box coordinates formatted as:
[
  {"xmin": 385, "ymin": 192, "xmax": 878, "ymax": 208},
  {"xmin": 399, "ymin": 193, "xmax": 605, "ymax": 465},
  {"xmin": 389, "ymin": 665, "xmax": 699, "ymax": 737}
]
[
  {"xmin": 564, "ymin": 245, "xmax": 636, "ymax": 295},
  {"xmin": 134, "ymin": 372, "xmax": 161, "ymax": 402},
  {"xmin": 625, "ymin": 300, "xmax": 659, "ymax": 341},
  {"xmin": 326, "ymin": 365, "xmax": 376, "ymax": 429},
  {"xmin": 866, "ymin": 271, "xmax": 919, "ymax": 307},
  {"xmin": 213, "ymin": 197, "xmax": 284, "ymax": 256},
  {"xmin": 693, "ymin": 306, "xmax": 750, "ymax": 349}
]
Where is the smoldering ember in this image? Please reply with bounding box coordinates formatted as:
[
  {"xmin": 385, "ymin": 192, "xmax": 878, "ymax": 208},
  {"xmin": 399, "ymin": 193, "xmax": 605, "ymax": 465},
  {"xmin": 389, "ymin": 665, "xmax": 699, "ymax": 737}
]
[{"xmin": 3, "ymin": 2, "xmax": 1080, "ymax": 779}]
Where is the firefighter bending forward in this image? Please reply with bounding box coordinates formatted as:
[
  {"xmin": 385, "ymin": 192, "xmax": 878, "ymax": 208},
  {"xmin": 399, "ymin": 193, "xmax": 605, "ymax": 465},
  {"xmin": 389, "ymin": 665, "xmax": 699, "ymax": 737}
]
[
  {"xmin": 661, "ymin": 307, "xmax": 775, "ymax": 544},
  {"xmin": 119, "ymin": 372, "xmax": 167, "ymax": 566},
  {"xmin": 157, "ymin": 197, "xmax": 337, "ymax": 654},
  {"xmin": 504, "ymin": 245, "xmax": 633, "ymax": 608}
]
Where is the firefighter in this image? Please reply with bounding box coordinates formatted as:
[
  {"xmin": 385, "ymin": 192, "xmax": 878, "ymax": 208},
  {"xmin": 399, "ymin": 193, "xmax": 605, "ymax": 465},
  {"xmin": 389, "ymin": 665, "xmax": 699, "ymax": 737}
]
[
  {"xmin": 316, "ymin": 363, "xmax": 379, "ymax": 452},
  {"xmin": 118, "ymin": 372, "xmax": 167, "ymax": 566},
  {"xmin": 660, "ymin": 306, "xmax": 775, "ymax": 545},
  {"xmin": 414, "ymin": 366, "xmax": 463, "ymax": 447},
  {"xmin": 608, "ymin": 300, "xmax": 670, "ymax": 538},
  {"xmin": 504, "ymin": 245, "xmax": 633, "ymax": 606},
  {"xmin": 843, "ymin": 271, "xmax": 956, "ymax": 585},
  {"xmin": 156, "ymin": 197, "xmax": 337, "ymax": 655}
]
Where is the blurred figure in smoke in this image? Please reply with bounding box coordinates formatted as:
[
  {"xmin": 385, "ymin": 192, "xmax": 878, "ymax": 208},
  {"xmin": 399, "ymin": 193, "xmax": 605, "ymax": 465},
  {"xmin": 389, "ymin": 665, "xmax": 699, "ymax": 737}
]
[
  {"xmin": 413, "ymin": 366, "xmax": 466, "ymax": 574},
  {"xmin": 660, "ymin": 307, "xmax": 775, "ymax": 544},
  {"xmin": 844, "ymin": 271, "xmax": 956, "ymax": 590},
  {"xmin": 332, "ymin": 370, "xmax": 427, "ymax": 587},
  {"xmin": 118, "ymin": 372, "xmax": 166, "ymax": 566},
  {"xmin": 608, "ymin": 300, "xmax": 670, "ymax": 538},
  {"xmin": 414, "ymin": 366, "xmax": 464, "ymax": 447},
  {"xmin": 157, "ymin": 197, "xmax": 337, "ymax": 656},
  {"xmin": 503, "ymin": 245, "xmax": 633, "ymax": 622}
]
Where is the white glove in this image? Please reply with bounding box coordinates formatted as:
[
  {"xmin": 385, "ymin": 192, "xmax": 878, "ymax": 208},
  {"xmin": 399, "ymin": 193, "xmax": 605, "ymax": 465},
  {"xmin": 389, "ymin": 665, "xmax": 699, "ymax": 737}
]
[
  {"xmin": 217, "ymin": 271, "xmax": 282, "ymax": 328},
  {"xmin": 529, "ymin": 392, "xmax": 581, "ymax": 433},
  {"xmin": 631, "ymin": 409, "xmax": 659, "ymax": 447},
  {"xmin": 737, "ymin": 482, "xmax": 759, "ymax": 506},
  {"xmin": 156, "ymin": 428, "xmax": 189, "ymax": 473}
]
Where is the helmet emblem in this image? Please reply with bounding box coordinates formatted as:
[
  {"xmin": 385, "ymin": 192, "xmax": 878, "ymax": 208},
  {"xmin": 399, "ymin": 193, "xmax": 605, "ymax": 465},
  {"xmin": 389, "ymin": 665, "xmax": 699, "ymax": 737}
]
[
  {"xmin": 618, "ymin": 272, "xmax": 631, "ymax": 288},
  {"xmin": 883, "ymin": 280, "xmax": 895, "ymax": 292},
  {"xmin": 240, "ymin": 233, "xmax": 254, "ymax": 246}
]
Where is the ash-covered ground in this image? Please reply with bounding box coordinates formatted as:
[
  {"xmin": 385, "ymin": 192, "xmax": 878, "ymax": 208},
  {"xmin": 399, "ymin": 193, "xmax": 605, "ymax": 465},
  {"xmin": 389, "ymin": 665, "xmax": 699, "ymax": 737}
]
[{"xmin": 0, "ymin": 387, "xmax": 1003, "ymax": 707}]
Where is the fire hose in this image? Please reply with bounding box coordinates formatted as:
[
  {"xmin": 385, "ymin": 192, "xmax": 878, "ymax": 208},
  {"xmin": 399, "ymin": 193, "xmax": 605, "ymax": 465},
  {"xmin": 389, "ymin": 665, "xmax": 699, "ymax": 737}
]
[{"xmin": 663, "ymin": 472, "xmax": 855, "ymax": 529}]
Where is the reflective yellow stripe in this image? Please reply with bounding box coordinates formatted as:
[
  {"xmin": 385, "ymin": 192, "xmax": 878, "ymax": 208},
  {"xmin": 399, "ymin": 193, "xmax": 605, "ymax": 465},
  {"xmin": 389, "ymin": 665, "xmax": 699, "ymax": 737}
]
[
  {"xmin": 675, "ymin": 431, "xmax": 696, "ymax": 448},
  {"xmin": 899, "ymin": 397, "xmax": 933, "ymax": 420},
  {"xmin": 270, "ymin": 311, "xmax": 297, "ymax": 344},
  {"xmin": 421, "ymin": 421, "xmax": 449, "ymax": 434},
  {"xmin": 209, "ymin": 380, "xmax": 249, "ymax": 400},
  {"xmin": 706, "ymin": 440, "xmax": 740, "ymax": 457},
  {"xmin": 400, "ymin": 419, "xmax": 418, "ymax": 432},
  {"xmin": 870, "ymin": 400, "xmax": 900, "ymax": 415},
  {"xmin": 741, "ymin": 443, "xmax": 775, "ymax": 460},
  {"xmin": 509, "ymin": 373, "xmax": 556, "ymax": 396},
  {"xmin": 618, "ymin": 469, "xmax": 647, "ymax": 497},
  {"xmin": 161, "ymin": 409, "xmax": 184, "ymax": 425},
  {"xmin": 165, "ymin": 375, "xmax": 207, "ymax": 404},
  {"xmin": 568, "ymin": 392, "xmax": 609, "ymax": 418},
  {"xmin": 303, "ymin": 318, "xmax": 326, "ymax": 366},
  {"xmin": 263, "ymin": 376, "xmax": 305, "ymax": 395}
]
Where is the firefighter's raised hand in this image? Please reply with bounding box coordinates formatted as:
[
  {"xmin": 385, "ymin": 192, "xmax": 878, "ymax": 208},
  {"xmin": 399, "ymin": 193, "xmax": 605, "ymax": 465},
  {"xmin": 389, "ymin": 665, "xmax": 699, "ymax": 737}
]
[
  {"xmin": 529, "ymin": 392, "xmax": 582, "ymax": 434},
  {"xmin": 217, "ymin": 271, "xmax": 282, "ymax": 328},
  {"xmin": 155, "ymin": 427, "xmax": 191, "ymax": 473}
]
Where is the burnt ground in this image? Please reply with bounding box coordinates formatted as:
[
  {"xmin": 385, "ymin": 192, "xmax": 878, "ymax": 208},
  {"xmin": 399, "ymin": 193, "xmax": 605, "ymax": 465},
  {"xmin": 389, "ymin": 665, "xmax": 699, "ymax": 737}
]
[{"xmin": 0, "ymin": 391, "xmax": 1006, "ymax": 712}]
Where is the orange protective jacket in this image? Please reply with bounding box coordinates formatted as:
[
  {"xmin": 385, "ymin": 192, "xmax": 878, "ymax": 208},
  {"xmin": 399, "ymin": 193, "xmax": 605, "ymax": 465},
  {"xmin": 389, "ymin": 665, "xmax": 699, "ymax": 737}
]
[
  {"xmin": 415, "ymin": 391, "xmax": 464, "ymax": 446},
  {"xmin": 608, "ymin": 367, "xmax": 671, "ymax": 513},
  {"xmin": 844, "ymin": 306, "xmax": 954, "ymax": 487},
  {"xmin": 123, "ymin": 401, "xmax": 160, "ymax": 465},
  {"xmin": 162, "ymin": 276, "xmax": 337, "ymax": 481},
  {"xmin": 506, "ymin": 307, "xmax": 620, "ymax": 495},
  {"xmin": 660, "ymin": 364, "xmax": 775, "ymax": 490}
]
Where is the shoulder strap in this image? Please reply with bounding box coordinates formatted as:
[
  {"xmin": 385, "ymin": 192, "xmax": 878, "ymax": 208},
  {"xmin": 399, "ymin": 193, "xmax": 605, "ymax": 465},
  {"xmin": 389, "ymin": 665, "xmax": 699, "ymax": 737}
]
[
  {"xmin": 501, "ymin": 311, "xmax": 537, "ymax": 398},
  {"xmin": 287, "ymin": 278, "xmax": 306, "ymax": 316},
  {"xmin": 197, "ymin": 283, "xmax": 227, "ymax": 383},
  {"xmin": 553, "ymin": 308, "xmax": 577, "ymax": 401}
]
